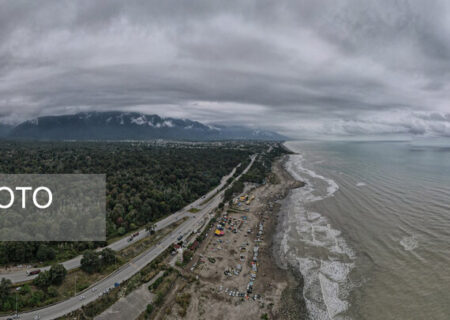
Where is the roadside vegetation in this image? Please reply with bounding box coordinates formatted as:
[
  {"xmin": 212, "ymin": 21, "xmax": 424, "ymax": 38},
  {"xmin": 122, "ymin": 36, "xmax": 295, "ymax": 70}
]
[
  {"xmin": 0, "ymin": 141, "xmax": 255, "ymax": 266},
  {"xmin": 0, "ymin": 140, "xmax": 285, "ymax": 314},
  {"xmin": 59, "ymin": 246, "xmax": 175, "ymax": 320},
  {"xmin": 222, "ymin": 144, "xmax": 289, "ymax": 205},
  {"xmin": 0, "ymin": 220, "xmax": 182, "ymax": 314},
  {"xmin": 144, "ymin": 269, "xmax": 180, "ymax": 318},
  {"xmin": 139, "ymin": 272, "xmax": 196, "ymax": 320}
]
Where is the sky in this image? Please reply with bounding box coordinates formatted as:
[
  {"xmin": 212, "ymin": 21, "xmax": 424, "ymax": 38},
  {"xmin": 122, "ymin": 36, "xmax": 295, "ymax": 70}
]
[{"xmin": 1, "ymin": 0, "xmax": 450, "ymax": 139}]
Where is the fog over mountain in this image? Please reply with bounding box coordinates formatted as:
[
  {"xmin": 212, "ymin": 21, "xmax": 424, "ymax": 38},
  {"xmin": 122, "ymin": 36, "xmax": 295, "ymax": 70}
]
[
  {"xmin": 7, "ymin": 112, "xmax": 286, "ymax": 141},
  {"xmin": 1, "ymin": 1, "xmax": 450, "ymax": 139}
]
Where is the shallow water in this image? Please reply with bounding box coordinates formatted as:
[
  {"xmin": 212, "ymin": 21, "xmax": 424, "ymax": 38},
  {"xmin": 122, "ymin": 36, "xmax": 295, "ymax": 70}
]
[{"xmin": 278, "ymin": 140, "xmax": 450, "ymax": 320}]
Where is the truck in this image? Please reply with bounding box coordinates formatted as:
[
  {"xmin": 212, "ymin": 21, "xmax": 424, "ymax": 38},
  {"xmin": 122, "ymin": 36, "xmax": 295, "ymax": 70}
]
[{"xmin": 26, "ymin": 269, "xmax": 41, "ymax": 276}]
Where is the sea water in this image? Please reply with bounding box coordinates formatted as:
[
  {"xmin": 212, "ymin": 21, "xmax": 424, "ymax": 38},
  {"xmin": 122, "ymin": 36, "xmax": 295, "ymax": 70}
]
[{"xmin": 278, "ymin": 140, "xmax": 450, "ymax": 320}]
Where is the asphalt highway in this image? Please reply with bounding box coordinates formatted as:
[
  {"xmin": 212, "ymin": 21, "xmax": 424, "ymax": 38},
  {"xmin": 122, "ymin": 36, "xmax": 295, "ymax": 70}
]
[
  {"xmin": 0, "ymin": 155, "xmax": 255, "ymax": 320},
  {"xmin": 0, "ymin": 163, "xmax": 239, "ymax": 284}
]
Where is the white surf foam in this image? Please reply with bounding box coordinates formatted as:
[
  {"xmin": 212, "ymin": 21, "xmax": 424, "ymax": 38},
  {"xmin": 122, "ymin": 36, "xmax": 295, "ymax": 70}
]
[
  {"xmin": 320, "ymin": 260, "xmax": 354, "ymax": 283},
  {"xmin": 356, "ymin": 182, "xmax": 366, "ymax": 187},
  {"xmin": 282, "ymin": 153, "xmax": 355, "ymax": 319},
  {"xmin": 307, "ymin": 211, "xmax": 322, "ymax": 221},
  {"xmin": 400, "ymin": 236, "xmax": 418, "ymax": 251},
  {"xmin": 319, "ymin": 273, "xmax": 350, "ymax": 318},
  {"xmin": 293, "ymin": 256, "xmax": 353, "ymax": 320},
  {"xmin": 288, "ymin": 154, "xmax": 340, "ymax": 199},
  {"xmin": 285, "ymin": 201, "xmax": 355, "ymax": 319}
]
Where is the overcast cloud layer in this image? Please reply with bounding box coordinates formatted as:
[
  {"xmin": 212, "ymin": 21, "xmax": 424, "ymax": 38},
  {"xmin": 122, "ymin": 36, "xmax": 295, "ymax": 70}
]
[{"xmin": 1, "ymin": 0, "xmax": 450, "ymax": 138}]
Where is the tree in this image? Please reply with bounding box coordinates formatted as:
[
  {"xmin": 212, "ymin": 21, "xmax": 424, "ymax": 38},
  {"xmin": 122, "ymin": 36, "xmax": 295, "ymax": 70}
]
[
  {"xmin": 117, "ymin": 227, "xmax": 126, "ymax": 236},
  {"xmin": 33, "ymin": 271, "xmax": 52, "ymax": 288},
  {"xmin": 49, "ymin": 264, "xmax": 67, "ymax": 285},
  {"xmin": 30, "ymin": 290, "xmax": 45, "ymax": 305},
  {"xmin": 0, "ymin": 141, "xmax": 259, "ymax": 266},
  {"xmin": 19, "ymin": 284, "xmax": 31, "ymax": 295},
  {"xmin": 100, "ymin": 248, "xmax": 115, "ymax": 265},
  {"xmin": 0, "ymin": 278, "xmax": 11, "ymax": 301},
  {"xmin": 36, "ymin": 245, "xmax": 55, "ymax": 261},
  {"xmin": 80, "ymin": 250, "xmax": 101, "ymax": 274},
  {"xmin": 33, "ymin": 265, "xmax": 67, "ymax": 289}
]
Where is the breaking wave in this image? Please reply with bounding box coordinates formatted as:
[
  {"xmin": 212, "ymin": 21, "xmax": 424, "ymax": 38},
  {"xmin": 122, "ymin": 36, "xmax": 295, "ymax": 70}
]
[{"xmin": 281, "ymin": 153, "xmax": 355, "ymax": 320}]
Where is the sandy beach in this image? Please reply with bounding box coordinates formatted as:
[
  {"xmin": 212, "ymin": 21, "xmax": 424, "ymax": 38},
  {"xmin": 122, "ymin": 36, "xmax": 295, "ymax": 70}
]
[{"xmin": 149, "ymin": 155, "xmax": 308, "ymax": 320}]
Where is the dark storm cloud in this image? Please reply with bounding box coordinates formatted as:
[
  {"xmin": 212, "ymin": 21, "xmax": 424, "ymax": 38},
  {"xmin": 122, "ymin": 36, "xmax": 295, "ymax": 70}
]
[{"xmin": 0, "ymin": 0, "xmax": 450, "ymax": 138}]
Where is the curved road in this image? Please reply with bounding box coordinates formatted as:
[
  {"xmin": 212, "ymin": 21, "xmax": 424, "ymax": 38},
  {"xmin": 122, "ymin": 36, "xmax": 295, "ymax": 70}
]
[
  {"xmin": 1, "ymin": 155, "xmax": 256, "ymax": 320},
  {"xmin": 0, "ymin": 162, "xmax": 239, "ymax": 284}
]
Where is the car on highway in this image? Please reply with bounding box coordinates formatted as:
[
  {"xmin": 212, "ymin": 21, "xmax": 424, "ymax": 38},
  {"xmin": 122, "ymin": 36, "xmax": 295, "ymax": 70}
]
[{"xmin": 26, "ymin": 269, "xmax": 41, "ymax": 276}]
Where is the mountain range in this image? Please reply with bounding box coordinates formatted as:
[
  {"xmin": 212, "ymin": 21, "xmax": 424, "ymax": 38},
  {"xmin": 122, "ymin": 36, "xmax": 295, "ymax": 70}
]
[{"xmin": 2, "ymin": 112, "xmax": 287, "ymax": 141}]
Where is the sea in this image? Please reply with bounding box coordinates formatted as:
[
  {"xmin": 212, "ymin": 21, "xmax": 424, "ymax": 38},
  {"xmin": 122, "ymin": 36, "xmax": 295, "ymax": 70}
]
[{"xmin": 276, "ymin": 140, "xmax": 450, "ymax": 320}]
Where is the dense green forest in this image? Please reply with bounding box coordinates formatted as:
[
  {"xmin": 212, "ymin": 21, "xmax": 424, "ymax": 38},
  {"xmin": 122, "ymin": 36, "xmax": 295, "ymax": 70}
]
[
  {"xmin": 0, "ymin": 141, "xmax": 261, "ymax": 265},
  {"xmin": 0, "ymin": 141, "xmax": 288, "ymax": 313}
]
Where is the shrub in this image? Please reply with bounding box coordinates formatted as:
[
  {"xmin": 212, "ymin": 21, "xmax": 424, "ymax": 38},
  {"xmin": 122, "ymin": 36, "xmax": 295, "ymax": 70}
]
[{"xmin": 80, "ymin": 250, "xmax": 101, "ymax": 274}]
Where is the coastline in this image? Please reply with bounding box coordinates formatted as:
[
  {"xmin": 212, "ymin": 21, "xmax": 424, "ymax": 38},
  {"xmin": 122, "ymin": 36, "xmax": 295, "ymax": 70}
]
[
  {"xmin": 145, "ymin": 153, "xmax": 309, "ymax": 320},
  {"xmin": 264, "ymin": 155, "xmax": 308, "ymax": 319},
  {"xmin": 279, "ymin": 140, "xmax": 297, "ymax": 155}
]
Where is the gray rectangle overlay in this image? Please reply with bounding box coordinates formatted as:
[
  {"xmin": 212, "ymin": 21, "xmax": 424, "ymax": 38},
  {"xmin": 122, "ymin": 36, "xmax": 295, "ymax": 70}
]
[{"xmin": 0, "ymin": 174, "xmax": 106, "ymax": 241}]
